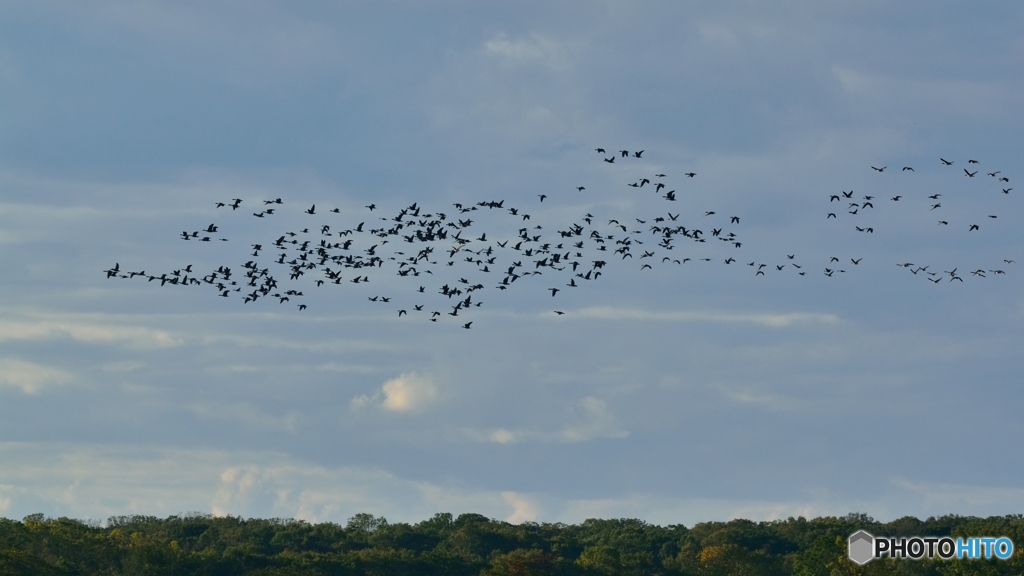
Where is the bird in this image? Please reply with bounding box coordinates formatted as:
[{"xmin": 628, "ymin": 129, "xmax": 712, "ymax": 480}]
[
  {"xmin": 871, "ymin": 166, "xmax": 886, "ymax": 172},
  {"xmin": 109, "ymin": 143, "xmax": 1019, "ymax": 331}
]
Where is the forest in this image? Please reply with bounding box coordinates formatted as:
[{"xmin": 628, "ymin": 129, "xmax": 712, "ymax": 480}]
[{"xmin": 0, "ymin": 512, "xmax": 1022, "ymax": 575}]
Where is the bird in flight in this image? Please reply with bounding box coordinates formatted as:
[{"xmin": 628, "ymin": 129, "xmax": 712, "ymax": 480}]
[{"xmin": 107, "ymin": 144, "xmax": 1017, "ymax": 326}]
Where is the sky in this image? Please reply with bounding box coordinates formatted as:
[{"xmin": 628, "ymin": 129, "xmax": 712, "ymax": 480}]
[{"xmin": 2, "ymin": 0, "xmax": 1024, "ymax": 527}]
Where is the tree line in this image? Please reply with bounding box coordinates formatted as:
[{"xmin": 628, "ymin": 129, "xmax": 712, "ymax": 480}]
[{"xmin": 1, "ymin": 511, "xmax": 1022, "ymax": 575}]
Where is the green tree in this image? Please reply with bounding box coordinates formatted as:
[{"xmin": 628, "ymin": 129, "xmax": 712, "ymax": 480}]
[{"xmin": 485, "ymin": 548, "xmax": 558, "ymax": 576}]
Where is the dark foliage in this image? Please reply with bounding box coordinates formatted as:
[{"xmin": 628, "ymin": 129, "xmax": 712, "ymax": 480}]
[{"xmin": 0, "ymin": 512, "xmax": 1020, "ymax": 575}]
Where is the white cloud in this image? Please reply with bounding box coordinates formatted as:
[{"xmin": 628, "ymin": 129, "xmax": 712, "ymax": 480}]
[
  {"xmin": 559, "ymin": 396, "xmax": 628, "ymax": 443},
  {"xmin": 489, "ymin": 428, "xmax": 520, "ymax": 445},
  {"xmin": 483, "ymin": 32, "xmax": 578, "ymax": 72},
  {"xmin": 351, "ymin": 372, "xmax": 438, "ymax": 413},
  {"xmin": 461, "ymin": 427, "xmax": 535, "ymax": 445},
  {"xmin": 382, "ymin": 373, "xmax": 438, "ymax": 412},
  {"xmin": 69, "ymin": 1, "xmax": 346, "ymax": 89},
  {"xmin": 0, "ymin": 442, "xmax": 1022, "ymax": 526},
  {"xmin": 697, "ymin": 18, "xmax": 779, "ymax": 51},
  {"xmin": 102, "ymin": 361, "xmax": 146, "ymax": 373},
  {"xmin": 720, "ymin": 386, "xmax": 792, "ymax": 411},
  {"xmin": 0, "ymin": 359, "xmax": 73, "ymax": 394},
  {"xmin": 568, "ymin": 307, "xmax": 839, "ymax": 328},
  {"xmin": 830, "ymin": 64, "xmax": 1011, "ymax": 122},
  {"xmin": 0, "ymin": 319, "xmax": 182, "ymax": 349},
  {"xmin": 0, "ymin": 443, "xmax": 545, "ymax": 524},
  {"xmin": 464, "ymin": 397, "xmax": 627, "ymax": 445},
  {"xmin": 0, "ymin": 487, "xmax": 11, "ymax": 514},
  {"xmin": 502, "ymin": 491, "xmax": 542, "ymax": 524},
  {"xmin": 888, "ymin": 478, "xmax": 1024, "ymax": 513},
  {"xmin": 190, "ymin": 403, "xmax": 301, "ymax": 433}
]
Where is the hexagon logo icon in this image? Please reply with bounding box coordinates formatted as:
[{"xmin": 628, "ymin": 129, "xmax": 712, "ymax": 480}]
[{"xmin": 849, "ymin": 530, "xmax": 874, "ymax": 565}]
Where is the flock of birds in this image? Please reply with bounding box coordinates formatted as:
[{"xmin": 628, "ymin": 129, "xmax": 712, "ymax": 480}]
[
  {"xmin": 834, "ymin": 158, "xmax": 1015, "ymax": 283},
  {"xmin": 105, "ymin": 150, "xmax": 1017, "ymax": 326}
]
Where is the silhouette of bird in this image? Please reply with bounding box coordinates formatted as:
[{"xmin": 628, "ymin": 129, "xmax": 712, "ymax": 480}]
[{"xmin": 109, "ymin": 143, "xmax": 1018, "ymax": 327}]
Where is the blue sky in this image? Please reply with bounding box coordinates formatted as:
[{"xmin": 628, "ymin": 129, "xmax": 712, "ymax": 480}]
[{"xmin": 2, "ymin": 0, "xmax": 1024, "ymax": 525}]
